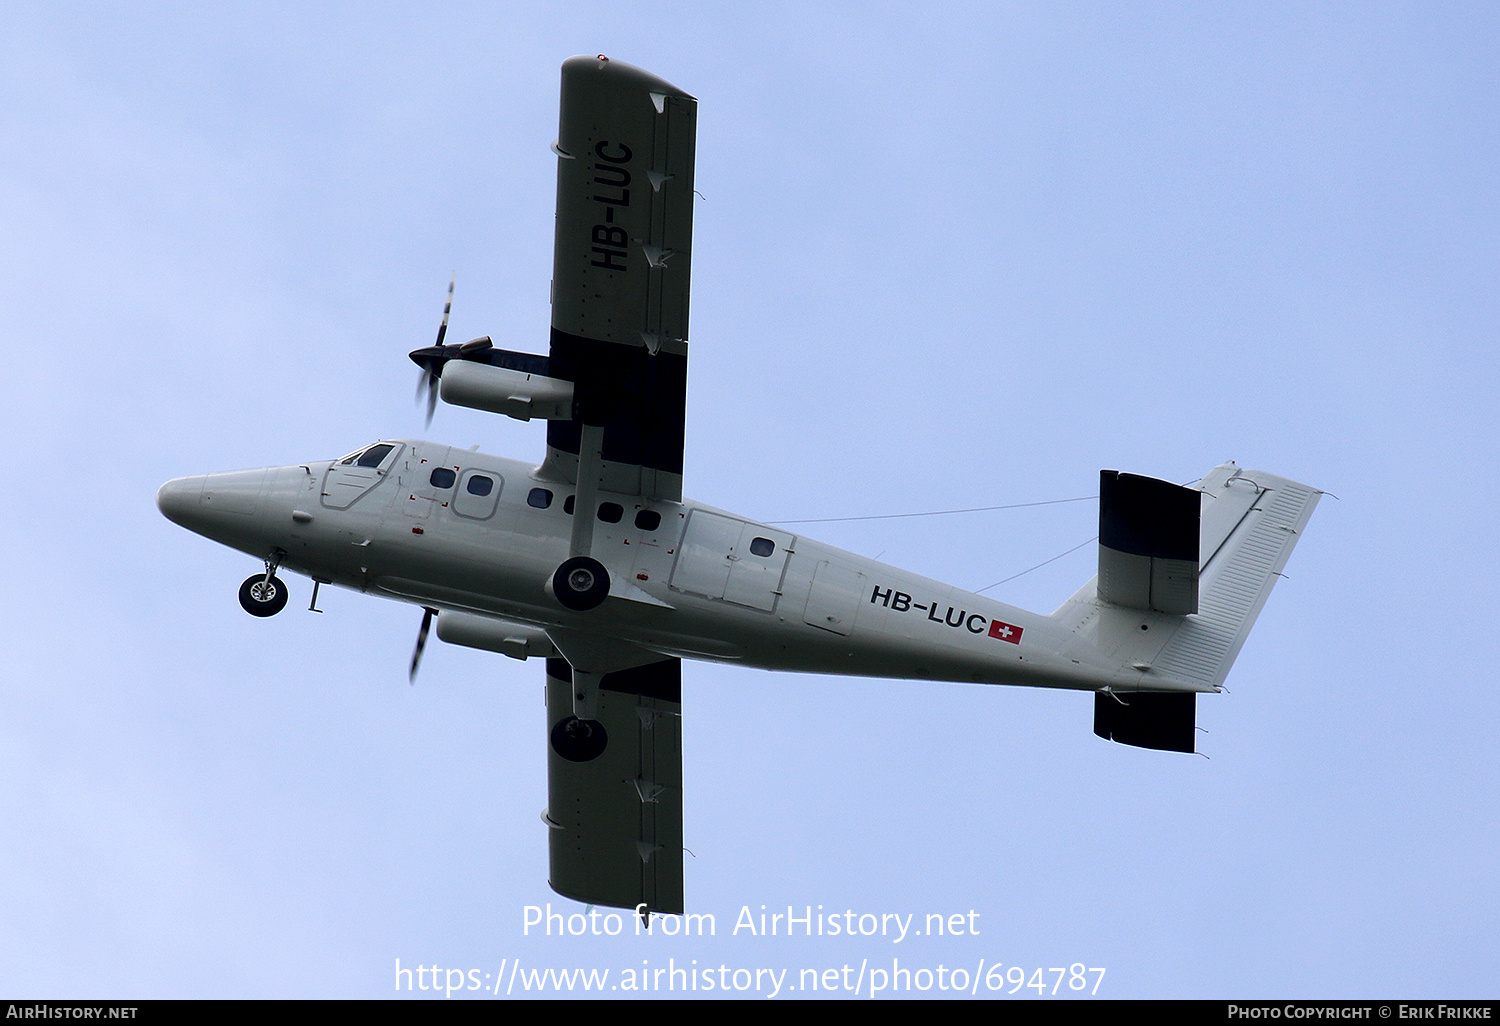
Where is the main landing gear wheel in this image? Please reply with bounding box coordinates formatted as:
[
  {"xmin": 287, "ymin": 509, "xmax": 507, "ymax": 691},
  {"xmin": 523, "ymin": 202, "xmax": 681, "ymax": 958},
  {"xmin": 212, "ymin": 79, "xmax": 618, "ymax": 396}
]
[
  {"xmin": 552, "ymin": 555, "xmax": 610, "ymax": 611},
  {"xmin": 551, "ymin": 716, "xmax": 608, "ymax": 762},
  {"xmin": 239, "ymin": 574, "xmax": 289, "ymax": 617}
]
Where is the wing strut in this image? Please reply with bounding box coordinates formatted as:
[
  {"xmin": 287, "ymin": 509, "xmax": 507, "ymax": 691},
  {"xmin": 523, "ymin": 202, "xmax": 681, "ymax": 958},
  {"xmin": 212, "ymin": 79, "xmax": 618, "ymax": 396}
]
[{"xmin": 569, "ymin": 423, "xmax": 606, "ymax": 559}]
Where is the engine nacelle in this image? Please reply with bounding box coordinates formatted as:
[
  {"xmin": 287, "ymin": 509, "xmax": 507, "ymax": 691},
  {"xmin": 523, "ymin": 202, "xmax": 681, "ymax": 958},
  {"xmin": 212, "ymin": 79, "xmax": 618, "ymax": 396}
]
[
  {"xmin": 439, "ymin": 359, "xmax": 575, "ymax": 422},
  {"xmin": 435, "ymin": 611, "xmax": 558, "ymax": 661}
]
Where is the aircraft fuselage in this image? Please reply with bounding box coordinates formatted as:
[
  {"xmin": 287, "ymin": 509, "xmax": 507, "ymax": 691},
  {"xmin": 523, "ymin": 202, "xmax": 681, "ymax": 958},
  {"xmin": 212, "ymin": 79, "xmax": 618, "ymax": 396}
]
[{"xmin": 157, "ymin": 438, "xmax": 1190, "ymax": 695}]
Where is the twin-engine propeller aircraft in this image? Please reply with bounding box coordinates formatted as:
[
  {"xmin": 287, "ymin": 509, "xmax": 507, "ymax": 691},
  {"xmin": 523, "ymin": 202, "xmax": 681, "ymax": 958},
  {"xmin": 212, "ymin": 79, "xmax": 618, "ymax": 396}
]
[{"xmin": 158, "ymin": 56, "xmax": 1319, "ymax": 917}]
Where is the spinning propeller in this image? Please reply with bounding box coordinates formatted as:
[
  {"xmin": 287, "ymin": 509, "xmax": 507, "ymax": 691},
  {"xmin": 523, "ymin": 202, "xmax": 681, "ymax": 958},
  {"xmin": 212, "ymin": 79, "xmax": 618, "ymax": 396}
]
[
  {"xmin": 414, "ymin": 275, "xmax": 455, "ymax": 426},
  {"xmin": 410, "ymin": 275, "xmax": 497, "ymax": 427},
  {"xmin": 404, "ymin": 274, "xmax": 507, "ymax": 685}
]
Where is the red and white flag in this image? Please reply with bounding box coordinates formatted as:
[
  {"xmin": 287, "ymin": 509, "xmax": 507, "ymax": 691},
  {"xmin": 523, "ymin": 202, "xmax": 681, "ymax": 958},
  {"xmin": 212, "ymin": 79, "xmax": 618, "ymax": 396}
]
[{"xmin": 988, "ymin": 619, "xmax": 1024, "ymax": 645}]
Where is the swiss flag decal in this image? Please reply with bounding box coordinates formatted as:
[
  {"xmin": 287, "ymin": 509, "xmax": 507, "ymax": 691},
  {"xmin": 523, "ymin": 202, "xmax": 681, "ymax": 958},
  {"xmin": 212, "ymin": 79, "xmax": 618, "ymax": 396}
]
[{"xmin": 988, "ymin": 619, "xmax": 1024, "ymax": 645}]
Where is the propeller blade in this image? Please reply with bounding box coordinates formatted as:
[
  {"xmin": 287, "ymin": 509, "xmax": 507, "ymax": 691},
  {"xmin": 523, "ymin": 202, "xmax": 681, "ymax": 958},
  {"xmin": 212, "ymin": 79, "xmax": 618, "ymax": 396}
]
[
  {"xmin": 409, "ymin": 606, "xmax": 436, "ymax": 683},
  {"xmin": 414, "ymin": 274, "xmax": 456, "ymax": 427},
  {"xmin": 434, "ymin": 273, "xmax": 455, "ymax": 348},
  {"xmin": 424, "ymin": 373, "xmax": 440, "ymax": 427}
]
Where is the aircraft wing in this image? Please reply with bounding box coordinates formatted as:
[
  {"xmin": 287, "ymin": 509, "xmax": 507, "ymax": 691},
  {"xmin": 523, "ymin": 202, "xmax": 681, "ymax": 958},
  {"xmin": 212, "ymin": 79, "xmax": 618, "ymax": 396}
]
[
  {"xmin": 541, "ymin": 55, "xmax": 697, "ymax": 503},
  {"xmin": 544, "ymin": 656, "xmax": 684, "ymax": 915}
]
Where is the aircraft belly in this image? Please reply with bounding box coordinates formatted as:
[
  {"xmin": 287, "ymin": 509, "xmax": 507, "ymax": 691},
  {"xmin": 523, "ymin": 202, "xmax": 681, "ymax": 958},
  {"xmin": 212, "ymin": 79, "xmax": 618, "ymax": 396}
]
[{"xmin": 288, "ymin": 473, "xmax": 1128, "ymax": 693}]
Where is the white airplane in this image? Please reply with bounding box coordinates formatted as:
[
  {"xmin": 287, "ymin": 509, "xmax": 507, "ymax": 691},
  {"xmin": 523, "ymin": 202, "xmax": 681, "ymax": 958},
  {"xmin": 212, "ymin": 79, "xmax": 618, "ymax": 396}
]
[{"xmin": 158, "ymin": 56, "xmax": 1319, "ymax": 918}]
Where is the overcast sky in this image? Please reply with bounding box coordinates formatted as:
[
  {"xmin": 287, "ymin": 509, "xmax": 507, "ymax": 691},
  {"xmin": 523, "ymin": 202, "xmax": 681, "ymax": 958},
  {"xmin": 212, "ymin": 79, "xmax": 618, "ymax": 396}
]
[{"xmin": 3, "ymin": 1, "xmax": 1496, "ymax": 1000}]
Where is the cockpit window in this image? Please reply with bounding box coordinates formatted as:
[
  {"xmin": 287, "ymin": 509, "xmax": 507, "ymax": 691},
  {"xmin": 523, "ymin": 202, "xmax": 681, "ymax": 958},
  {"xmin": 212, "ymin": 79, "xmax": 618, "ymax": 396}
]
[
  {"xmin": 324, "ymin": 443, "xmax": 402, "ymax": 510},
  {"xmin": 356, "ymin": 444, "xmax": 396, "ymax": 468}
]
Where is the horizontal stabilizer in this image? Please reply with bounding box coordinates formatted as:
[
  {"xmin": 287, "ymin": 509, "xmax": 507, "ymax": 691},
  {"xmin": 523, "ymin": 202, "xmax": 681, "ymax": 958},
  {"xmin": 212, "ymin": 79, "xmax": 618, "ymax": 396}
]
[
  {"xmin": 1150, "ymin": 466, "xmax": 1321, "ymax": 689},
  {"xmin": 1094, "ymin": 691, "xmax": 1197, "ymax": 753},
  {"xmin": 1054, "ymin": 463, "xmax": 1320, "ymax": 750},
  {"xmin": 1098, "ymin": 470, "xmax": 1200, "ymax": 615}
]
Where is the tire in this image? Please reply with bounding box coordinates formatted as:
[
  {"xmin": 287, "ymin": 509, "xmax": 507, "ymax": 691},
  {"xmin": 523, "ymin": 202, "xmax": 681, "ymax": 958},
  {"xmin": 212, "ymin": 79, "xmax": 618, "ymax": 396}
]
[
  {"xmin": 552, "ymin": 555, "xmax": 610, "ymax": 611},
  {"xmin": 239, "ymin": 574, "xmax": 289, "ymax": 617},
  {"xmin": 551, "ymin": 716, "xmax": 608, "ymax": 762}
]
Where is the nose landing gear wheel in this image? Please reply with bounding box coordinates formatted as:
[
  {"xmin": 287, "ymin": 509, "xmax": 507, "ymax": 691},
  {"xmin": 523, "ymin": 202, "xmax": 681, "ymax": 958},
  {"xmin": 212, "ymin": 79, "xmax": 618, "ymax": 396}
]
[
  {"xmin": 552, "ymin": 555, "xmax": 610, "ymax": 611},
  {"xmin": 239, "ymin": 574, "xmax": 289, "ymax": 617}
]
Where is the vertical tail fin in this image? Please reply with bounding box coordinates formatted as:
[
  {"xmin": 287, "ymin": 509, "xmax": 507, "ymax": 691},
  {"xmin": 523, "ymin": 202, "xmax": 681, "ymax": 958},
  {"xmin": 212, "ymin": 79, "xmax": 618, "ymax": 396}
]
[{"xmin": 1098, "ymin": 470, "xmax": 1201, "ymax": 615}]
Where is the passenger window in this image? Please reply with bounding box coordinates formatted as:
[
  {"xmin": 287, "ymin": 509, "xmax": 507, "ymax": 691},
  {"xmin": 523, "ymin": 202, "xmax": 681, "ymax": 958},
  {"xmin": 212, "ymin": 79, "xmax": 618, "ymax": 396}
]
[
  {"xmin": 635, "ymin": 510, "xmax": 661, "ymax": 532},
  {"xmin": 528, "ymin": 487, "xmax": 553, "ymax": 509},
  {"xmin": 453, "ymin": 471, "xmax": 502, "ymax": 519},
  {"xmin": 597, "ymin": 502, "xmax": 623, "ymax": 524},
  {"xmin": 429, "ymin": 468, "xmax": 456, "ymax": 489},
  {"xmin": 356, "ymin": 444, "xmax": 395, "ymax": 468},
  {"xmin": 563, "ymin": 495, "xmax": 575, "ymax": 516},
  {"xmin": 750, "ymin": 537, "xmax": 776, "ymax": 557}
]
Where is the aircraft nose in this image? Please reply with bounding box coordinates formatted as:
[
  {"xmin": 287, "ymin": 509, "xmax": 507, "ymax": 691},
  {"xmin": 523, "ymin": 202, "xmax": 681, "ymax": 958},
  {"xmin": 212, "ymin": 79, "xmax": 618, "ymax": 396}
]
[{"xmin": 157, "ymin": 475, "xmax": 207, "ymax": 528}]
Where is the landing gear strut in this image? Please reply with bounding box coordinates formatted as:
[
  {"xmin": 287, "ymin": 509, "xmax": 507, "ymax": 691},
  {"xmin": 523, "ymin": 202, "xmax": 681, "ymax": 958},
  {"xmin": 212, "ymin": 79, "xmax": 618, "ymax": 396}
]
[{"xmin": 239, "ymin": 550, "xmax": 289, "ymax": 617}]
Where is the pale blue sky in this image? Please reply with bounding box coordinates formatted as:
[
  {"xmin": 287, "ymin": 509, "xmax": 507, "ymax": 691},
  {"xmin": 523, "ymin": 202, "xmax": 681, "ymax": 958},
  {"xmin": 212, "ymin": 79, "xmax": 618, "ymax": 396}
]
[{"xmin": 2, "ymin": 1, "xmax": 1496, "ymax": 998}]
